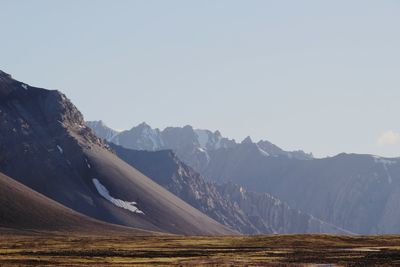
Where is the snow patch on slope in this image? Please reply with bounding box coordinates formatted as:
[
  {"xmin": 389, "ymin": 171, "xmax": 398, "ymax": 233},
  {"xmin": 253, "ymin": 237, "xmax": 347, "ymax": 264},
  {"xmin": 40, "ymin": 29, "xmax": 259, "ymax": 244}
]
[
  {"xmin": 373, "ymin": 156, "xmax": 397, "ymax": 184},
  {"xmin": 56, "ymin": 145, "xmax": 63, "ymax": 154},
  {"xmin": 143, "ymin": 127, "xmax": 163, "ymax": 150},
  {"xmin": 373, "ymin": 156, "xmax": 397, "ymax": 166},
  {"xmin": 257, "ymin": 146, "xmax": 270, "ymax": 157},
  {"xmin": 92, "ymin": 178, "xmax": 144, "ymax": 214},
  {"xmin": 85, "ymin": 158, "xmax": 91, "ymax": 169}
]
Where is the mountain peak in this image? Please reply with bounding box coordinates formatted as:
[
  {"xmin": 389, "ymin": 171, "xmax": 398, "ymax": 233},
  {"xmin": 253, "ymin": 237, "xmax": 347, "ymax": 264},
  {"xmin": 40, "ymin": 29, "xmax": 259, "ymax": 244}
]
[
  {"xmin": 136, "ymin": 122, "xmax": 151, "ymax": 129},
  {"xmin": 0, "ymin": 70, "xmax": 19, "ymax": 97},
  {"xmin": 214, "ymin": 130, "xmax": 222, "ymax": 137},
  {"xmin": 183, "ymin": 125, "xmax": 194, "ymax": 131},
  {"xmin": 99, "ymin": 120, "xmax": 107, "ymax": 126},
  {"xmin": 241, "ymin": 136, "xmax": 253, "ymax": 144}
]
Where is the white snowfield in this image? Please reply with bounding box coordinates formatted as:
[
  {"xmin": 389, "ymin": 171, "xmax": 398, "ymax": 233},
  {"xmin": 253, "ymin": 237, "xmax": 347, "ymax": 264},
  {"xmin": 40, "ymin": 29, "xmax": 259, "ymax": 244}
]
[
  {"xmin": 92, "ymin": 178, "xmax": 144, "ymax": 214},
  {"xmin": 85, "ymin": 158, "xmax": 91, "ymax": 169},
  {"xmin": 257, "ymin": 147, "xmax": 270, "ymax": 157},
  {"xmin": 195, "ymin": 129, "xmax": 223, "ymax": 150}
]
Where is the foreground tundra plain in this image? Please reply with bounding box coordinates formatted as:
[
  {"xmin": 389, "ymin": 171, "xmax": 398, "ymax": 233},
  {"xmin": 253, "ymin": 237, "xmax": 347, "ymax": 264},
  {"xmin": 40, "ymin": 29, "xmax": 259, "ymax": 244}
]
[{"xmin": 1, "ymin": 229, "xmax": 400, "ymax": 266}]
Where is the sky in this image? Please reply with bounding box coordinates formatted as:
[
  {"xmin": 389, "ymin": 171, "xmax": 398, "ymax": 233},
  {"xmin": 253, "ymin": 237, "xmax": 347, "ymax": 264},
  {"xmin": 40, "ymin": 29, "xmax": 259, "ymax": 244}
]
[{"xmin": 1, "ymin": 1, "xmax": 400, "ymax": 158}]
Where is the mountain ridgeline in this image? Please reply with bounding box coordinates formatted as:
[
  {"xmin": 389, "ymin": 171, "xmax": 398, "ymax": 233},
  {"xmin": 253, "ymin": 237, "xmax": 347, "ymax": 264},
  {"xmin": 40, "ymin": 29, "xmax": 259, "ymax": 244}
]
[
  {"xmin": 87, "ymin": 121, "xmax": 312, "ymax": 174},
  {"xmin": 88, "ymin": 120, "xmax": 400, "ymax": 235}
]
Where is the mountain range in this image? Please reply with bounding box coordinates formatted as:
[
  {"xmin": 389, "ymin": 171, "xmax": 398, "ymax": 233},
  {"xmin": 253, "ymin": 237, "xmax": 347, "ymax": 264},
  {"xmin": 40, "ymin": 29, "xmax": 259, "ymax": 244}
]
[
  {"xmin": 85, "ymin": 120, "xmax": 312, "ymax": 174},
  {"xmin": 88, "ymin": 120, "xmax": 400, "ymax": 235}
]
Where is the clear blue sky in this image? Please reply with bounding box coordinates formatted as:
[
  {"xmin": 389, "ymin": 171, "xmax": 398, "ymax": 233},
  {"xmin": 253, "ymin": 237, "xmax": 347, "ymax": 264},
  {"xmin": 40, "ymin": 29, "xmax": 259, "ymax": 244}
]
[{"xmin": 1, "ymin": 1, "xmax": 400, "ymax": 157}]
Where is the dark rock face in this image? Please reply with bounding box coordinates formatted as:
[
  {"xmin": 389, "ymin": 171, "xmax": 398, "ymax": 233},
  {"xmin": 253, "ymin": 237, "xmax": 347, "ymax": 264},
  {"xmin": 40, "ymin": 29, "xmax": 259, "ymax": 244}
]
[
  {"xmin": 111, "ymin": 143, "xmax": 348, "ymax": 234},
  {"xmin": 0, "ymin": 71, "xmax": 234, "ymax": 236}
]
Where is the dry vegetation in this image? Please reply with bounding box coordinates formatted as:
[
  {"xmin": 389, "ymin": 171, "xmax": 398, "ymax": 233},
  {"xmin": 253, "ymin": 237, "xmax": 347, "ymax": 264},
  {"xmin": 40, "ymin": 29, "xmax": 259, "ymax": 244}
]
[{"xmin": 1, "ymin": 229, "xmax": 400, "ymax": 266}]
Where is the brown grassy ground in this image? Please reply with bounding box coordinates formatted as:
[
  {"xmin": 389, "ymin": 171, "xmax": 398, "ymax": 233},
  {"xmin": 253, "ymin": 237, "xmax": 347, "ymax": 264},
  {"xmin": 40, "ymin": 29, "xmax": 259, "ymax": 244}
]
[{"xmin": 1, "ymin": 229, "xmax": 400, "ymax": 266}]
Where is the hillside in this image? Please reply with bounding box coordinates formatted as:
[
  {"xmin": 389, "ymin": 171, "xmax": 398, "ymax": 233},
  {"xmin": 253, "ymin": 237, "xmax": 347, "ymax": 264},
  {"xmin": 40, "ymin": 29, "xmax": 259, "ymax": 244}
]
[
  {"xmin": 0, "ymin": 171, "xmax": 149, "ymax": 234},
  {"xmin": 0, "ymin": 70, "xmax": 234, "ymax": 236}
]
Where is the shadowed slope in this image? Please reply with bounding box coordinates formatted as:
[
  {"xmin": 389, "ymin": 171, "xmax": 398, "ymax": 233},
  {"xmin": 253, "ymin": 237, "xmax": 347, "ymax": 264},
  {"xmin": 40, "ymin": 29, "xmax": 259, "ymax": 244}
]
[{"xmin": 0, "ymin": 172, "xmax": 151, "ymax": 234}]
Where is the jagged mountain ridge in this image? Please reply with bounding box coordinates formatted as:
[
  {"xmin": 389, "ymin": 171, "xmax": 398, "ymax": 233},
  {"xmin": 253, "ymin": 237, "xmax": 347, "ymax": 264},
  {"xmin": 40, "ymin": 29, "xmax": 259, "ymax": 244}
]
[
  {"xmin": 86, "ymin": 120, "xmax": 312, "ymax": 174},
  {"xmin": 0, "ymin": 70, "xmax": 234, "ymax": 235},
  {"xmin": 110, "ymin": 143, "xmax": 349, "ymax": 234}
]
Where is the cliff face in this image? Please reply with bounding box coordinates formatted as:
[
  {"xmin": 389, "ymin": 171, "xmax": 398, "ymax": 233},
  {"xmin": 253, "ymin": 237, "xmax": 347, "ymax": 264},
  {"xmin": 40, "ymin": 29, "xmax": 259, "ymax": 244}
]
[{"xmin": 216, "ymin": 182, "xmax": 350, "ymax": 234}]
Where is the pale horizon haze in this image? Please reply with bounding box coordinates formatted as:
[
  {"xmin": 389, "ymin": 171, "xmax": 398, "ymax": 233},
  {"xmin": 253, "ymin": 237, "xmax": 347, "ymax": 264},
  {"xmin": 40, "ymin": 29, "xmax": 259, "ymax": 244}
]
[{"xmin": 1, "ymin": 0, "xmax": 400, "ymax": 158}]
